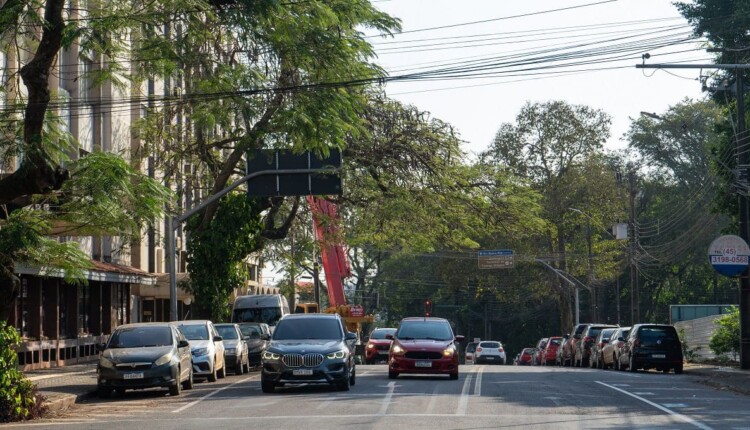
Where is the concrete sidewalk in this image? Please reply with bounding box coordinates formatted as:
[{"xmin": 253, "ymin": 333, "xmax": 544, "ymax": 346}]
[
  {"xmin": 24, "ymin": 362, "xmax": 98, "ymax": 414},
  {"xmin": 684, "ymin": 362, "xmax": 750, "ymax": 396}
]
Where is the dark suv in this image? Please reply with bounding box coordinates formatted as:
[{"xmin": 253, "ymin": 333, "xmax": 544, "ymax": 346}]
[
  {"xmin": 574, "ymin": 324, "xmax": 618, "ymax": 367},
  {"xmin": 621, "ymin": 324, "xmax": 683, "ymax": 374},
  {"xmin": 260, "ymin": 313, "xmax": 357, "ymax": 393}
]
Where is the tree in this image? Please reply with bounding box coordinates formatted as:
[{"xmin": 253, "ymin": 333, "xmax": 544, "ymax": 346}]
[{"xmin": 709, "ymin": 306, "xmax": 740, "ymax": 360}]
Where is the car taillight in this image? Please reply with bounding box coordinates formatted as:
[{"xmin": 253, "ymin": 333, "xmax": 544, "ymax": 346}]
[
  {"xmin": 498, "ymin": 347, "xmax": 504, "ymax": 352},
  {"xmin": 476, "ymin": 347, "xmax": 483, "ymax": 352}
]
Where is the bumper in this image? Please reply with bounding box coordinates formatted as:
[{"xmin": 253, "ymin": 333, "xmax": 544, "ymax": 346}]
[
  {"xmin": 191, "ymin": 353, "xmax": 215, "ymax": 376},
  {"xmin": 365, "ymin": 348, "xmax": 390, "ymax": 361},
  {"xmin": 225, "ymin": 352, "xmax": 240, "ymax": 366},
  {"xmin": 633, "ymin": 351, "xmax": 682, "ymax": 368},
  {"xmin": 98, "ymin": 363, "xmax": 178, "ymax": 390},
  {"xmin": 248, "ymin": 351, "xmax": 263, "ymax": 366},
  {"xmin": 261, "ymin": 359, "xmax": 350, "ymax": 385},
  {"xmin": 389, "ymin": 356, "xmax": 458, "ymax": 374},
  {"xmin": 475, "ymin": 354, "xmax": 505, "ymax": 364}
]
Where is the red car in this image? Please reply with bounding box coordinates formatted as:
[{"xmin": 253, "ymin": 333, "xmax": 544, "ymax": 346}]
[
  {"xmin": 365, "ymin": 327, "xmax": 397, "ymax": 364},
  {"xmin": 541, "ymin": 336, "xmax": 562, "ymax": 366},
  {"xmin": 516, "ymin": 348, "xmax": 535, "ymax": 365},
  {"xmin": 387, "ymin": 317, "xmax": 464, "ymax": 380}
]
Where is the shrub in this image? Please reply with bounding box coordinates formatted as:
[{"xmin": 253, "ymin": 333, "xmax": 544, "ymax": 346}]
[
  {"xmin": 0, "ymin": 322, "xmax": 46, "ymax": 422},
  {"xmin": 708, "ymin": 306, "xmax": 740, "ymax": 361}
]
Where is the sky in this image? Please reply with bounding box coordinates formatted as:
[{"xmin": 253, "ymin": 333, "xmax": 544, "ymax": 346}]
[{"xmin": 368, "ymin": 0, "xmax": 710, "ymax": 156}]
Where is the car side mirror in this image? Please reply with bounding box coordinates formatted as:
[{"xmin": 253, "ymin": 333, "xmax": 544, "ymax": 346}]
[
  {"xmin": 455, "ymin": 335, "xmax": 465, "ymax": 343},
  {"xmin": 385, "ymin": 334, "xmax": 394, "ymax": 340},
  {"xmin": 178, "ymin": 339, "xmax": 189, "ymax": 348},
  {"xmin": 96, "ymin": 343, "xmax": 106, "ymax": 352},
  {"xmin": 213, "ymin": 335, "xmax": 223, "ymax": 342},
  {"xmin": 261, "ymin": 334, "xmax": 271, "ymax": 341},
  {"xmin": 346, "ymin": 332, "xmax": 358, "ymax": 341}
]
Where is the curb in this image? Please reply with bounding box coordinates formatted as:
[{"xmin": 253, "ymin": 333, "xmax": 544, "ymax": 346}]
[{"xmin": 42, "ymin": 389, "xmax": 97, "ymax": 415}]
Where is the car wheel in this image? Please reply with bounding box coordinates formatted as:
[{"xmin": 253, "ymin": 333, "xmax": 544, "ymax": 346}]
[
  {"xmin": 261, "ymin": 378, "xmax": 276, "ymax": 393},
  {"xmin": 450, "ymin": 371, "xmax": 459, "ymax": 380},
  {"xmin": 218, "ymin": 361, "xmax": 226, "ymax": 379},
  {"xmin": 183, "ymin": 366, "xmax": 194, "ymax": 390},
  {"xmin": 236, "ymin": 359, "xmax": 244, "ymax": 375},
  {"xmin": 674, "ymin": 364, "xmax": 683, "ymax": 374},
  {"xmin": 388, "ymin": 370, "xmax": 399, "ymax": 379},
  {"xmin": 98, "ymin": 387, "xmax": 112, "ymax": 398},
  {"xmin": 337, "ymin": 369, "xmax": 351, "ymax": 391},
  {"xmin": 243, "ymin": 357, "xmax": 250, "ymax": 373},
  {"xmin": 350, "ymin": 367, "xmax": 356, "ymax": 386},
  {"xmin": 169, "ymin": 372, "xmax": 182, "ymax": 396},
  {"xmin": 629, "ymin": 355, "xmax": 638, "ymax": 373},
  {"xmin": 208, "ymin": 364, "xmax": 218, "ymax": 382}
]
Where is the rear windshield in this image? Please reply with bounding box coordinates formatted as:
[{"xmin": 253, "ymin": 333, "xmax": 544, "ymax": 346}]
[
  {"xmin": 639, "ymin": 326, "xmax": 678, "ymax": 342},
  {"xmin": 522, "ymin": 348, "xmax": 535, "ymax": 354},
  {"xmin": 239, "ymin": 324, "xmax": 263, "ymax": 339},
  {"xmin": 549, "ymin": 338, "xmax": 562, "ymax": 346},
  {"xmin": 370, "ymin": 329, "xmax": 397, "ymax": 340},
  {"xmin": 273, "ymin": 318, "xmax": 342, "ymax": 340},
  {"xmin": 179, "ymin": 323, "xmax": 209, "ymax": 340},
  {"xmin": 466, "ymin": 343, "xmax": 477, "ymax": 352},
  {"xmin": 600, "ymin": 329, "xmax": 616, "ymax": 340},
  {"xmin": 397, "ymin": 321, "xmax": 454, "ymax": 341},
  {"xmin": 480, "ymin": 342, "xmax": 500, "ymax": 348},
  {"xmin": 109, "ymin": 326, "xmax": 172, "ymax": 348},
  {"xmin": 216, "ymin": 325, "xmax": 239, "ymax": 340},
  {"xmin": 587, "ymin": 327, "xmax": 606, "ymax": 339}
]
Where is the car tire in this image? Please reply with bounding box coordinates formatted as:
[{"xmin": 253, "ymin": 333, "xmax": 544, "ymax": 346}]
[
  {"xmin": 261, "ymin": 378, "xmax": 276, "ymax": 393},
  {"xmin": 183, "ymin": 367, "xmax": 194, "ymax": 390},
  {"xmin": 629, "ymin": 355, "xmax": 638, "ymax": 372},
  {"xmin": 674, "ymin": 364, "xmax": 683, "ymax": 374},
  {"xmin": 450, "ymin": 371, "xmax": 459, "ymax": 380},
  {"xmin": 243, "ymin": 357, "xmax": 250, "ymax": 373},
  {"xmin": 169, "ymin": 374, "xmax": 182, "ymax": 396},
  {"xmin": 98, "ymin": 387, "xmax": 112, "ymax": 398},
  {"xmin": 388, "ymin": 370, "xmax": 399, "ymax": 379},
  {"xmin": 337, "ymin": 369, "xmax": 351, "ymax": 391},
  {"xmin": 350, "ymin": 367, "xmax": 356, "ymax": 386},
  {"xmin": 218, "ymin": 361, "xmax": 226, "ymax": 379},
  {"xmin": 236, "ymin": 359, "xmax": 244, "ymax": 375},
  {"xmin": 208, "ymin": 364, "xmax": 218, "ymax": 382}
]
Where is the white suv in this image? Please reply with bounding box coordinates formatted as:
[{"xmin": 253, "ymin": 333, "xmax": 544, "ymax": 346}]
[{"xmin": 474, "ymin": 341, "xmax": 506, "ymax": 364}]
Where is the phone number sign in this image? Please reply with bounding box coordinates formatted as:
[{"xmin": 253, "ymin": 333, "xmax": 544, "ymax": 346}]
[{"xmin": 708, "ymin": 235, "xmax": 750, "ymax": 277}]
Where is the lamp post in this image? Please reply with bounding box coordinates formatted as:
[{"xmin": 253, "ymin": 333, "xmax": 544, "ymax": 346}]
[{"xmin": 568, "ymin": 207, "xmax": 596, "ymax": 321}]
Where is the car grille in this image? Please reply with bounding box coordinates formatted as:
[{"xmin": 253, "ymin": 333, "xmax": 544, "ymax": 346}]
[
  {"xmin": 376, "ymin": 344, "xmax": 390, "ymax": 351},
  {"xmin": 405, "ymin": 351, "xmax": 442, "ymax": 360},
  {"xmin": 115, "ymin": 362, "xmax": 152, "ymax": 370},
  {"xmin": 282, "ymin": 353, "xmax": 324, "ymax": 368}
]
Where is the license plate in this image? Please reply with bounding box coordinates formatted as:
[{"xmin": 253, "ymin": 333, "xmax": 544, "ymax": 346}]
[
  {"xmin": 293, "ymin": 369, "xmax": 313, "ymax": 376},
  {"xmin": 652, "ymin": 354, "xmax": 666, "ymax": 359},
  {"xmin": 123, "ymin": 372, "xmax": 144, "ymax": 380},
  {"xmin": 415, "ymin": 361, "xmax": 432, "ymax": 368},
  {"xmin": 485, "ymin": 357, "xmax": 495, "ymax": 360}
]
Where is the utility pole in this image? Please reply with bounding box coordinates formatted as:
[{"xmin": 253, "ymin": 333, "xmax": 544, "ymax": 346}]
[
  {"xmin": 628, "ymin": 169, "xmax": 640, "ymax": 325},
  {"xmin": 637, "ymin": 61, "xmax": 750, "ymax": 369}
]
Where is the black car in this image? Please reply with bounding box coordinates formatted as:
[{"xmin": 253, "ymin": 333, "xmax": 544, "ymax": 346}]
[
  {"xmin": 261, "ymin": 313, "xmax": 357, "ymax": 393},
  {"xmin": 238, "ymin": 322, "xmax": 271, "ymax": 366},
  {"xmin": 97, "ymin": 323, "xmax": 193, "ymax": 397},
  {"xmin": 621, "ymin": 324, "xmax": 683, "ymax": 374}
]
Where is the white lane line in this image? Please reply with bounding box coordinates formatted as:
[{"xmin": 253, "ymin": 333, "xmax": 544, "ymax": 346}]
[
  {"xmin": 455, "ymin": 372, "xmax": 474, "ymax": 415},
  {"xmin": 596, "ymin": 381, "xmax": 713, "ymax": 430},
  {"xmin": 377, "ymin": 381, "xmax": 396, "ymax": 415},
  {"xmin": 172, "ymin": 376, "xmax": 255, "ymax": 413},
  {"xmin": 473, "ymin": 366, "xmax": 483, "ymax": 397},
  {"xmin": 425, "ymin": 384, "xmax": 440, "ymax": 414}
]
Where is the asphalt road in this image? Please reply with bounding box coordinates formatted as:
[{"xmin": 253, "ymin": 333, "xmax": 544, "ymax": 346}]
[{"xmin": 7, "ymin": 364, "xmax": 750, "ymax": 430}]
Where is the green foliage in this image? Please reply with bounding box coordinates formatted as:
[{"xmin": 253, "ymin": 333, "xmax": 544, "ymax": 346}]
[
  {"xmin": 0, "ymin": 322, "xmax": 46, "ymax": 422},
  {"xmin": 709, "ymin": 306, "xmax": 740, "ymax": 360},
  {"xmin": 186, "ymin": 194, "xmax": 264, "ymax": 322}
]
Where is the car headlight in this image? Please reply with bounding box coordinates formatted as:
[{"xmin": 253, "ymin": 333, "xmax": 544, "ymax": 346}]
[
  {"xmin": 443, "ymin": 347, "xmax": 456, "ymax": 357},
  {"xmin": 154, "ymin": 352, "xmax": 174, "ymax": 366},
  {"xmin": 262, "ymin": 351, "xmax": 281, "ymax": 360},
  {"xmin": 326, "ymin": 350, "xmax": 347, "ymax": 360},
  {"xmin": 391, "ymin": 344, "xmax": 405, "ymax": 355},
  {"xmin": 366, "ymin": 343, "xmax": 375, "ymax": 349},
  {"xmin": 192, "ymin": 347, "xmax": 208, "ymax": 356},
  {"xmin": 99, "ymin": 356, "xmax": 115, "ymax": 369}
]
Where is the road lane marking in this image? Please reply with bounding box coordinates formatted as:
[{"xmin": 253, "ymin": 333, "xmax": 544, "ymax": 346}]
[
  {"xmin": 634, "ymin": 392, "xmax": 654, "ymax": 395},
  {"xmin": 172, "ymin": 376, "xmax": 255, "ymax": 413},
  {"xmin": 596, "ymin": 381, "xmax": 713, "ymax": 430},
  {"xmin": 425, "ymin": 384, "xmax": 440, "ymax": 414},
  {"xmin": 377, "ymin": 381, "xmax": 396, "ymax": 415},
  {"xmin": 663, "ymin": 403, "xmax": 688, "ymax": 408},
  {"xmin": 473, "ymin": 366, "xmax": 483, "ymax": 397},
  {"xmin": 455, "ymin": 370, "xmax": 474, "ymax": 415}
]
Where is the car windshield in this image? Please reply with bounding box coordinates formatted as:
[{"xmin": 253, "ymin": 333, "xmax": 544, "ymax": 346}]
[
  {"xmin": 480, "ymin": 342, "xmax": 500, "ymax": 348},
  {"xmin": 370, "ymin": 329, "xmax": 397, "ymax": 340},
  {"xmin": 640, "ymin": 327, "xmax": 677, "ymax": 342},
  {"xmin": 233, "ymin": 307, "xmax": 283, "ymax": 326},
  {"xmin": 396, "ymin": 321, "xmax": 453, "ymax": 341},
  {"xmin": 108, "ymin": 326, "xmax": 172, "ymax": 348},
  {"xmin": 549, "ymin": 338, "xmax": 562, "ymax": 346},
  {"xmin": 216, "ymin": 325, "xmax": 239, "ymax": 340},
  {"xmin": 273, "ymin": 318, "xmax": 342, "ymax": 340},
  {"xmin": 178, "ymin": 323, "xmax": 209, "ymax": 340},
  {"xmin": 239, "ymin": 324, "xmax": 263, "ymax": 339}
]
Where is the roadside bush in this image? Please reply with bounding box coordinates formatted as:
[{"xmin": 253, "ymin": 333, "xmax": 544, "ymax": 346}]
[
  {"xmin": 708, "ymin": 306, "xmax": 740, "ymax": 361},
  {"xmin": 0, "ymin": 322, "xmax": 46, "ymax": 422}
]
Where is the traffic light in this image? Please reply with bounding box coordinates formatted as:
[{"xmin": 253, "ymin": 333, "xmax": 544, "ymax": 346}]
[{"xmin": 425, "ymin": 299, "xmax": 432, "ymax": 317}]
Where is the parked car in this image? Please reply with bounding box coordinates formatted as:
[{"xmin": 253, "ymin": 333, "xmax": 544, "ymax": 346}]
[
  {"xmin": 541, "ymin": 336, "xmax": 562, "ymax": 366},
  {"xmin": 260, "ymin": 313, "xmax": 357, "ymax": 392},
  {"xmin": 574, "ymin": 324, "xmax": 617, "ymax": 367},
  {"xmin": 365, "ymin": 327, "xmax": 397, "ymax": 364},
  {"xmin": 590, "ymin": 328, "xmax": 617, "ymax": 369},
  {"xmin": 238, "ymin": 322, "xmax": 271, "ymax": 366},
  {"xmin": 532, "ymin": 338, "xmax": 549, "ymax": 365},
  {"xmin": 177, "ymin": 320, "xmax": 226, "ymax": 382},
  {"xmin": 465, "ymin": 342, "xmax": 478, "ymax": 364},
  {"xmin": 561, "ymin": 323, "xmax": 591, "ymax": 367},
  {"xmin": 556, "ymin": 335, "xmax": 570, "ymax": 366},
  {"xmin": 620, "ymin": 324, "xmax": 683, "ymax": 374},
  {"xmin": 387, "ymin": 317, "xmax": 464, "ymax": 380},
  {"xmin": 215, "ymin": 323, "xmax": 250, "ymax": 375},
  {"xmin": 474, "ymin": 341, "xmax": 506, "ymax": 364},
  {"xmin": 96, "ymin": 322, "xmax": 193, "ymax": 397},
  {"xmin": 516, "ymin": 348, "xmax": 536, "ymax": 365},
  {"xmin": 602, "ymin": 327, "xmax": 630, "ymax": 370}
]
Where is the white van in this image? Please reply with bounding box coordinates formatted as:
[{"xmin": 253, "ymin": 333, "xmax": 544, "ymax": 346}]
[{"xmin": 231, "ymin": 295, "xmax": 290, "ymax": 333}]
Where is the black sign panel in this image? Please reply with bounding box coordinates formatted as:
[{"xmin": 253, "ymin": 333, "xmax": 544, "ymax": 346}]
[{"xmin": 245, "ymin": 149, "xmax": 342, "ymax": 197}]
